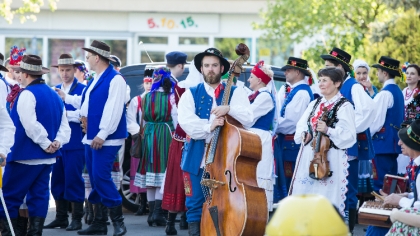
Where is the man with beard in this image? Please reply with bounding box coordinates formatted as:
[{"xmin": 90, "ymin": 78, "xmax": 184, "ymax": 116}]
[{"xmin": 177, "ymin": 48, "xmax": 253, "ymax": 236}]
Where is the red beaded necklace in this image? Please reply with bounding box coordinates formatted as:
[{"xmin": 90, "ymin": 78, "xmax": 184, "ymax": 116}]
[{"xmin": 405, "ymin": 87, "xmax": 418, "ymax": 101}]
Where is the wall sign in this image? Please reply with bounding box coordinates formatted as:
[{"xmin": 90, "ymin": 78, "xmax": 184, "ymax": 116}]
[{"xmin": 129, "ymin": 13, "xmax": 219, "ymax": 33}]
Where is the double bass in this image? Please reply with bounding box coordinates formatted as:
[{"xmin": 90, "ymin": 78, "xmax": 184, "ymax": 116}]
[{"xmin": 200, "ymin": 43, "xmax": 268, "ymax": 236}]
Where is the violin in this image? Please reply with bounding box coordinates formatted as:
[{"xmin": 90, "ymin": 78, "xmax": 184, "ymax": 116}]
[
  {"xmin": 200, "ymin": 43, "xmax": 267, "ymax": 236},
  {"xmin": 309, "ymin": 107, "xmax": 332, "ymax": 180}
]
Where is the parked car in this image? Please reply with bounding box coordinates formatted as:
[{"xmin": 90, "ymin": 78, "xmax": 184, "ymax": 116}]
[{"xmin": 118, "ymin": 63, "xmax": 286, "ymax": 212}]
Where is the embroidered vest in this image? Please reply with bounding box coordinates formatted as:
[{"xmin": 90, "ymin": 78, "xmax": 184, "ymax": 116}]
[
  {"xmin": 56, "ymin": 78, "xmax": 86, "ymax": 150},
  {"xmin": 340, "ymin": 78, "xmax": 375, "ymax": 160},
  {"xmin": 9, "ymin": 79, "xmax": 63, "ymax": 161},
  {"xmin": 81, "ymin": 65, "xmax": 127, "ymax": 140},
  {"xmin": 307, "ymin": 97, "xmax": 348, "ymax": 150},
  {"xmin": 251, "ymin": 91, "xmax": 275, "ymax": 131},
  {"xmin": 180, "ymin": 83, "xmax": 236, "ymax": 175}
]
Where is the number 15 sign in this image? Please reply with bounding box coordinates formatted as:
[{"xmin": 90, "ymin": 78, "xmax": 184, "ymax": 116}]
[{"xmin": 129, "ymin": 13, "xmax": 219, "ymax": 33}]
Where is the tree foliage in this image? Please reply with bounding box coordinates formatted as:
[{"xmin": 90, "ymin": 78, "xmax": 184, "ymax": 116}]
[{"xmin": 0, "ymin": 0, "xmax": 58, "ymax": 24}]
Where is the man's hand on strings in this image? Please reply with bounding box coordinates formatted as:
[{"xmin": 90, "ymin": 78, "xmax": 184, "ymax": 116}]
[
  {"xmin": 316, "ymin": 120, "xmax": 328, "ymax": 133},
  {"xmin": 211, "ymin": 105, "xmax": 230, "ymax": 117},
  {"xmin": 210, "ymin": 117, "xmax": 225, "ymax": 131}
]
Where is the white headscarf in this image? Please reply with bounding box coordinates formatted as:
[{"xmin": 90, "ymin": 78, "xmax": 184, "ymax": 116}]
[
  {"xmin": 353, "ymin": 59, "xmax": 371, "ymax": 81},
  {"xmin": 178, "ymin": 57, "xmax": 204, "ymax": 89}
]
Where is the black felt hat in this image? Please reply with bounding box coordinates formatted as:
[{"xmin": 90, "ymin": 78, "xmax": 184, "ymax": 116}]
[
  {"xmin": 280, "ymin": 57, "xmax": 311, "ymax": 76},
  {"xmin": 372, "ymin": 56, "xmax": 402, "ymax": 77},
  {"xmin": 11, "ymin": 54, "xmax": 49, "ymax": 75},
  {"xmin": 321, "ymin": 47, "xmax": 353, "ymax": 72},
  {"xmin": 0, "ymin": 53, "xmax": 8, "ymax": 72},
  {"xmin": 193, "ymin": 48, "xmax": 230, "ymax": 75},
  {"xmin": 398, "ymin": 120, "xmax": 420, "ymax": 152}
]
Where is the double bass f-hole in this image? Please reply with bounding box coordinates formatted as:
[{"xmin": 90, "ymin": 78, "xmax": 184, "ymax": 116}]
[{"xmin": 224, "ymin": 170, "xmax": 236, "ymax": 192}]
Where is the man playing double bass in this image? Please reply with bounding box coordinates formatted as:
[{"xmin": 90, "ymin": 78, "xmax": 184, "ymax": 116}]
[{"xmin": 178, "ymin": 48, "xmax": 253, "ymax": 236}]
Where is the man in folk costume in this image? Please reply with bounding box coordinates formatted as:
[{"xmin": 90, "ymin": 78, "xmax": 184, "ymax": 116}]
[
  {"xmin": 0, "ymin": 53, "xmax": 10, "ymax": 106},
  {"xmin": 177, "ymin": 48, "xmax": 253, "ymax": 236},
  {"xmin": 43, "ymin": 54, "xmax": 86, "ymax": 231},
  {"xmin": 57, "ymin": 40, "xmax": 128, "ymax": 236},
  {"xmin": 274, "ymin": 57, "xmax": 314, "ymax": 202},
  {"xmin": 369, "ymin": 57, "xmax": 405, "ymax": 190},
  {"xmin": 162, "ymin": 51, "xmax": 189, "ymax": 235},
  {"xmin": 321, "ymin": 47, "xmax": 376, "ymax": 233},
  {"xmin": 0, "ymin": 55, "xmax": 71, "ymax": 236}
]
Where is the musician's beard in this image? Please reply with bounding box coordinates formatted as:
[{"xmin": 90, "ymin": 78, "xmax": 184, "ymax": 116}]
[{"xmin": 204, "ymin": 71, "xmax": 222, "ymax": 85}]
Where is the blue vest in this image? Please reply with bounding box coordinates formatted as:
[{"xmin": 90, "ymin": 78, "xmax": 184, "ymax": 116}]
[
  {"xmin": 8, "ymin": 79, "xmax": 64, "ymax": 161},
  {"xmin": 56, "ymin": 78, "xmax": 86, "ymax": 150},
  {"xmin": 251, "ymin": 91, "xmax": 275, "ymax": 131},
  {"xmin": 340, "ymin": 78, "xmax": 375, "ymax": 160},
  {"xmin": 180, "ymin": 83, "xmax": 236, "ymax": 175},
  {"xmin": 279, "ymin": 84, "xmax": 314, "ymax": 159},
  {"xmin": 81, "ymin": 65, "xmax": 127, "ymax": 140},
  {"xmin": 280, "ymin": 84, "xmax": 314, "ymax": 117},
  {"xmin": 372, "ymin": 83, "xmax": 404, "ymax": 155}
]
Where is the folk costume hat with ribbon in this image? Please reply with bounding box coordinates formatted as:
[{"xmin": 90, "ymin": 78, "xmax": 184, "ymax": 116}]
[
  {"xmin": 51, "ymin": 53, "xmax": 79, "ymax": 68},
  {"xmin": 398, "ymin": 119, "xmax": 420, "ymax": 152},
  {"xmin": 280, "ymin": 57, "xmax": 314, "ymax": 85},
  {"xmin": 194, "ymin": 48, "xmax": 230, "ymax": 76},
  {"xmin": 143, "ymin": 68, "xmax": 154, "ymax": 83},
  {"xmin": 321, "ymin": 47, "xmax": 354, "ymax": 76},
  {"xmin": 0, "ymin": 53, "xmax": 8, "ymax": 72},
  {"xmin": 372, "ymin": 56, "xmax": 405, "ymax": 79},
  {"xmin": 11, "ymin": 54, "xmax": 49, "ymax": 76},
  {"xmin": 82, "ymin": 40, "xmax": 116, "ymax": 62}
]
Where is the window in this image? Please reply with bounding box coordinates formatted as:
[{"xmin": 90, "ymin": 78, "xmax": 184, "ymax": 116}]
[
  {"xmin": 179, "ymin": 37, "xmax": 208, "ymax": 45},
  {"xmin": 48, "ymin": 38, "xmax": 85, "ymax": 86},
  {"xmin": 256, "ymin": 38, "xmax": 292, "ymax": 67},
  {"xmin": 5, "ymin": 37, "xmax": 44, "ymax": 59},
  {"xmin": 91, "ymin": 39, "xmax": 127, "ymax": 67},
  {"xmin": 214, "ymin": 38, "xmax": 252, "ymax": 60},
  {"xmin": 138, "ymin": 36, "xmax": 168, "ymax": 44},
  {"xmin": 140, "ymin": 51, "xmax": 165, "ymax": 63}
]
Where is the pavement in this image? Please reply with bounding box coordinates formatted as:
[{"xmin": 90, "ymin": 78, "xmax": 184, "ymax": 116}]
[{"xmin": 41, "ymin": 205, "xmax": 368, "ymax": 236}]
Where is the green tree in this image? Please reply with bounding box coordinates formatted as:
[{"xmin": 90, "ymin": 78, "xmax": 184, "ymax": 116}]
[
  {"xmin": 0, "ymin": 0, "xmax": 58, "ymax": 24},
  {"xmin": 254, "ymin": 0, "xmax": 403, "ymax": 71}
]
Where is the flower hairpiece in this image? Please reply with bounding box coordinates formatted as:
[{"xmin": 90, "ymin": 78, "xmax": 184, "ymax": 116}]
[{"xmin": 9, "ymin": 45, "xmax": 26, "ymax": 66}]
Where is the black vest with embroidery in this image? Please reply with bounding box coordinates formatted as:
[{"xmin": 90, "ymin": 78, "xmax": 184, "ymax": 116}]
[{"xmin": 307, "ymin": 97, "xmax": 349, "ymax": 150}]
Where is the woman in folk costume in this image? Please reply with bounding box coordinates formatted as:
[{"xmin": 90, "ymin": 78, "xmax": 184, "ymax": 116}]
[
  {"xmin": 74, "ymin": 60, "xmax": 93, "ymax": 85},
  {"xmin": 6, "ymin": 46, "xmax": 26, "ymax": 113},
  {"xmin": 290, "ymin": 67, "xmax": 356, "ymax": 217},
  {"xmin": 127, "ymin": 69, "xmax": 153, "ymax": 216},
  {"xmin": 245, "ymin": 60, "xmax": 278, "ymax": 212},
  {"xmin": 162, "ymin": 58, "xmax": 204, "ymax": 235},
  {"xmin": 397, "ymin": 63, "xmax": 420, "ymax": 176},
  {"xmin": 353, "ymin": 59, "xmax": 378, "ymax": 98},
  {"xmin": 134, "ymin": 67, "xmax": 177, "ymax": 227}
]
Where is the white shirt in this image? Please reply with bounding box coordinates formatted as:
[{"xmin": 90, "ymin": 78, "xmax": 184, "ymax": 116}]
[
  {"xmin": 0, "ymin": 103, "xmax": 15, "ymax": 156},
  {"xmin": 276, "ymin": 80, "xmax": 311, "ymax": 134},
  {"xmin": 399, "ymin": 155, "xmax": 420, "ymax": 208},
  {"xmin": 60, "ymin": 81, "xmax": 81, "ymax": 123},
  {"xmin": 245, "ymin": 87, "xmax": 274, "ymax": 128},
  {"xmin": 178, "ymin": 82, "xmax": 253, "ymax": 167},
  {"xmin": 370, "ymin": 79, "xmax": 396, "ymax": 136},
  {"xmin": 402, "ymin": 87, "xmax": 416, "ymax": 106},
  {"xmin": 16, "ymin": 89, "xmax": 71, "ymax": 165},
  {"xmin": 65, "ymin": 72, "xmax": 127, "ymax": 146},
  {"xmin": 294, "ymin": 92, "xmax": 357, "ymax": 149},
  {"xmin": 5, "ymin": 75, "xmax": 18, "ymax": 86},
  {"xmin": 344, "ymin": 77, "xmax": 376, "ymax": 133}
]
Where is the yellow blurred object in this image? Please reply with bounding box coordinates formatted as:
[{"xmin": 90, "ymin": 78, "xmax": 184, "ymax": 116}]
[{"xmin": 266, "ymin": 194, "xmax": 349, "ymax": 236}]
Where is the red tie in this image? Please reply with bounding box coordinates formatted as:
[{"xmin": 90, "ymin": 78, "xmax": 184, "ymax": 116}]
[{"xmin": 214, "ymin": 84, "xmax": 224, "ymax": 99}]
